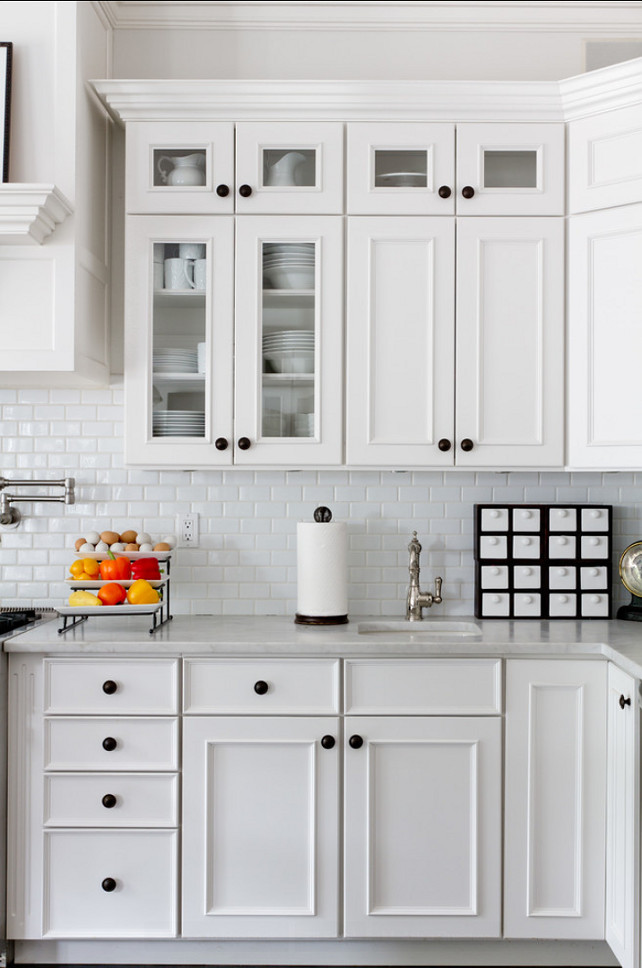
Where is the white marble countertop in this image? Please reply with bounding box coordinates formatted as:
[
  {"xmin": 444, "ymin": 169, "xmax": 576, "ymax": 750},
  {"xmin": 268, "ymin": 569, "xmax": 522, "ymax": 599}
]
[{"xmin": 5, "ymin": 613, "xmax": 642, "ymax": 679}]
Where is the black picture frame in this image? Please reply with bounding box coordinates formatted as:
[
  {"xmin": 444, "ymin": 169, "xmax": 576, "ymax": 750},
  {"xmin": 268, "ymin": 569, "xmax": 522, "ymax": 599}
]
[{"xmin": 1, "ymin": 42, "xmax": 12, "ymax": 183}]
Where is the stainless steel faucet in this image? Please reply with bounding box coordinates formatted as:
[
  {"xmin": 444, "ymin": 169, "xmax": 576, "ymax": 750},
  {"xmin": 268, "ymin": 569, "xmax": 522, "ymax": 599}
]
[{"xmin": 406, "ymin": 532, "xmax": 443, "ymax": 621}]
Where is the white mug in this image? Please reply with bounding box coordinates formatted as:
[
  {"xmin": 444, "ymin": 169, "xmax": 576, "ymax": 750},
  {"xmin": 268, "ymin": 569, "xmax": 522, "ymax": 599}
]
[
  {"xmin": 179, "ymin": 243, "xmax": 206, "ymax": 260},
  {"xmin": 164, "ymin": 258, "xmax": 195, "ymax": 290},
  {"xmin": 193, "ymin": 259, "xmax": 207, "ymax": 290}
]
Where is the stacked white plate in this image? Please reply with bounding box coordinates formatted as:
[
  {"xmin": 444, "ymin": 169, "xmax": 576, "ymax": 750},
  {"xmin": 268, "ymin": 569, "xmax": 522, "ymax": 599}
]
[
  {"xmin": 153, "ymin": 410, "xmax": 205, "ymax": 436},
  {"xmin": 153, "ymin": 348, "xmax": 198, "ymax": 373},
  {"xmin": 263, "ymin": 330, "xmax": 315, "ymax": 374},
  {"xmin": 263, "ymin": 243, "xmax": 315, "ymax": 290}
]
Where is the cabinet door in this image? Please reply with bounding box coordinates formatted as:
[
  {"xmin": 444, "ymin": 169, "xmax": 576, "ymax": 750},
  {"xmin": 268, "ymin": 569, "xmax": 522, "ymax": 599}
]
[
  {"xmin": 124, "ymin": 215, "xmax": 234, "ymax": 467},
  {"xmin": 347, "ymin": 122, "xmax": 455, "ymax": 215},
  {"xmin": 182, "ymin": 716, "xmax": 339, "ymax": 939},
  {"xmin": 504, "ymin": 659, "xmax": 606, "ymax": 939},
  {"xmin": 456, "ymin": 123, "xmax": 565, "ymax": 215},
  {"xmin": 456, "ymin": 217, "xmax": 564, "ymax": 467},
  {"xmin": 605, "ymin": 664, "xmax": 639, "ymax": 968},
  {"xmin": 344, "ymin": 716, "xmax": 502, "ymax": 938},
  {"xmin": 567, "ymin": 204, "xmax": 642, "ymax": 468},
  {"xmin": 569, "ymin": 104, "xmax": 642, "ymax": 214},
  {"xmin": 346, "ymin": 217, "xmax": 455, "ymax": 465},
  {"xmin": 235, "ymin": 216, "xmax": 343, "ymax": 465},
  {"xmin": 235, "ymin": 122, "xmax": 343, "ymax": 214},
  {"xmin": 126, "ymin": 121, "xmax": 234, "ymax": 215}
]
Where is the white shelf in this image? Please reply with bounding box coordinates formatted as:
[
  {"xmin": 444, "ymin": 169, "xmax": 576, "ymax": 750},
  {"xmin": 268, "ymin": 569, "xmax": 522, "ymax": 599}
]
[{"xmin": 0, "ymin": 184, "xmax": 73, "ymax": 244}]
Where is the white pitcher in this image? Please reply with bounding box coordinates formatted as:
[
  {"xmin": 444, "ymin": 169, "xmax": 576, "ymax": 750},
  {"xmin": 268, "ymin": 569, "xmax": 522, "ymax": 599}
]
[
  {"xmin": 157, "ymin": 153, "xmax": 206, "ymax": 187},
  {"xmin": 265, "ymin": 151, "xmax": 307, "ymax": 187}
]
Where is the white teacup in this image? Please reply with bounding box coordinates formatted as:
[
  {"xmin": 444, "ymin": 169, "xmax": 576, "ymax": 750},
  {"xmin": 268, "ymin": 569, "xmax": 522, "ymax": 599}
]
[
  {"xmin": 164, "ymin": 258, "xmax": 195, "ymax": 290},
  {"xmin": 179, "ymin": 243, "xmax": 206, "ymax": 260},
  {"xmin": 193, "ymin": 259, "xmax": 207, "ymax": 290}
]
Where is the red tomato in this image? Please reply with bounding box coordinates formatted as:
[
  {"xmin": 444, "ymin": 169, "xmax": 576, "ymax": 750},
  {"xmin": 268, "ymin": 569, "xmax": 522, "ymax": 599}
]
[{"xmin": 97, "ymin": 582, "xmax": 128, "ymax": 606}]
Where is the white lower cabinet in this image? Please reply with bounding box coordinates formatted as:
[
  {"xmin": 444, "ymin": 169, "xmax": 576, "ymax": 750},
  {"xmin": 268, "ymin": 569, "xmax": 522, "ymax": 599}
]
[
  {"xmin": 504, "ymin": 659, "xmax": 607, "ymax": 939},
  {"xmin": 344, "ymin": 715, "xmax": 502, "ymax": 938},
  {"xmin": 181, "ymin": 715, "xmax": 340, "ymax": 938}
]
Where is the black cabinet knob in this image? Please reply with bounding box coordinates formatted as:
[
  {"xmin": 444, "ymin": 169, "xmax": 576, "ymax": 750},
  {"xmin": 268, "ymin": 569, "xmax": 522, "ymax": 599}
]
[
  {"xmin": 321, "ymin": 735, "xmax": 335, "ymax": 749},
  {"xmin": 619, "ymin": 694, "xmax": 632, "ymax": 709},
  {"xmin": 254, "ymin": 680, "xmax": 269, "ymax": 695},
  {"xmin": 101, "ymin": 877, "xmax": 117, "ymax": 893},
  {"xmin": 102, "ymin": 680, "xmax": 117, "ymax": 695},
  {"xmin": 215, "ymin": 437, "xmax": 229, "ymax": 451},
  {"xmin": 216, "ymin": 184, "xmax": 230, "ymax": 197},
  {"xmin": 461, "ymin": 186, "xmax": 475, "ymax": 199},
  {"xmin": 460, "ymin": 438, "xmax": 474, "ymax": 452},
  {"xmin": 438, "ymin": 438, "xmax": 451, "ymax": 452},
  {"xmin": 238, "ymin": 437, "xmax": 251, "ymax": 450},
  {"xmin": 102, "ymin": 737, "xmax": 117, "ymax": 752},
  {"xmin": 438, "ymin": 185, "xmax": 452, "ymax": 199},
  {"xmin": 102, "ymin": 794, "xmax": 117, "ymax": 809},
  {"xmin": 239, "ymin": 184, "xmax": 253, "ymax": 198},
  {"xmin": 349, "ymin": 735, "xmax": 364, "ymax": 749}
]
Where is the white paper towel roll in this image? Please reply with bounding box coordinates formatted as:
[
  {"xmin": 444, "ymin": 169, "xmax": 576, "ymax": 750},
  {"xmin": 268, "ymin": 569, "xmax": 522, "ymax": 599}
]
[{"xmin": 296, "ymin": 521, "xmax": 348, "ymax": 620}]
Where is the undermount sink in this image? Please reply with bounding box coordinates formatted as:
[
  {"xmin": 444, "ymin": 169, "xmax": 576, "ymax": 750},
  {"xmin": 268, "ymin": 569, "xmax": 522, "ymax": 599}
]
[{"xmin": 357, "ymin": 620, "xmax": 482, "ymax": 637}]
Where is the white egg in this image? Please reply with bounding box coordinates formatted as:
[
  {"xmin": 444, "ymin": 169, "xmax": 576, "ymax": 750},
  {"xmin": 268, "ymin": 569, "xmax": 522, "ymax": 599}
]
[
  {"xmin": 85, "ymin": 531, "xmax": 101, "ymax": 546},
  {"xmin": 139, "ymin": 543, "xmax": 154, "ymax": 552},
  {"xmin": 110, "ymin": 542, "xmax": 126, "ymax": 553},
  {"xmin": 79, "ymin": 542, "xmax": 95, "ymax": 553},
  {"xmin": 95, "ymin": 541, "xmax": 110, "ymax": 553},
  {"xmin": 136, "ymin": 532, "xmax": 151, "ymax": 546},
  {"xmin": 162, "ymin": 535, "xmax": 177, "ymax": 549}
]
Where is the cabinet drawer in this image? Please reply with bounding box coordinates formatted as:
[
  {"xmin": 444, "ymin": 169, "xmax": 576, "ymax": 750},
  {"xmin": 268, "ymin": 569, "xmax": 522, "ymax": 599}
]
[
  {"xmin": 44, "ymin": 658, "xmax": 179, "ymax": 715},
  {"xmin": 43, "ymin": 829, "xmax": 177, "ymax": 937},
  {"xmin": 44, "ymin": 773, "xmax": 178, "ymax": 827},
  {"xmin": 183, "ymin": 658, "xmax": 340, "ymax": 714},
  {"xmin": 44, "ymin": 718, "xmax": 179, "ymax": 771},
  {"xmin": 345, "ymin": 659, "xmax": 502, "ymax": 715}
]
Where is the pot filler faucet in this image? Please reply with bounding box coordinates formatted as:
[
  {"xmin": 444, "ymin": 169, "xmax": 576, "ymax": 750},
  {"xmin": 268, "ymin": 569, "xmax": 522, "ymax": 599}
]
[{"xmin": 406, "ymin": 531, "xmax": 443, "ymax": 621}]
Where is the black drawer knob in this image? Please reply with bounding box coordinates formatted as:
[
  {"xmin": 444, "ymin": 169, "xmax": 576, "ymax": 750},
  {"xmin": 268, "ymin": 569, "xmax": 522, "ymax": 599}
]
[
  {"xmin": 462, "ymin": 186, "xmax": 475, "ymax": 199},
  {"xmin": 321, "ymin": 735, "xmax": 335, "ymax": 749},
  {"xmin": 215, "ymin": 437, "xmax": 229, "ymax": 451},
  {"xmin": 438, "ymin": 438, "xmax": 451, "ymax": 452},
  {"xmin": 101, "ymin": 877, "xmax": 117, "ymax": 893},
  {"xmin": 619, "ymin": 694, "xmax": 632, "ymax": 709},
  {"xmin": 238, "ymin": 437, "xmax": 251, "ymax": 450},
  {"xmin": 239, "ymin": 184, "xmax": 253, "ymax": 198},
  {"xmin": 254, "ymin": 680, "xmax": 269, "ymax": 695},
  {"xmin": 102, "ymin": 737, "xmax": 118, "ymax": 752},
  {"xmin": 102, "ymin": 794, "xmax": 117, "ymax": 809},
  {"xmin": 349, "ymin": 735, "xmax": 364, "ymax": 749},
  {"xmin": 461, "ymin": 438, "xmax": 474, "ymax": 452},
  {"xmin": 438, "ymin": 185, "xmax": 452, "ymax": 198},
  {"xmin": 216, "ymin": 184, "xmax": 230, "ymax": 197},
  {"xmin": 102, "ymin": 680, "xmax": 118, "ymax": 695}
]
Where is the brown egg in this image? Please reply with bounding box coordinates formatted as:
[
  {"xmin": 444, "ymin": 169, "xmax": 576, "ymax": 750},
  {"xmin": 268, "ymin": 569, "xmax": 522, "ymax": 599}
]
[
  {"xmin": 75, "ymin": 537, "xmax": 86, "ymax": 552},
  {"xmin": 100, "ymin": 531, "xmax": 121, "ymax": 546},
  {"xmin": 120, "ymin": 530, "xmax": 138, "ymax": 544},
  {"xmin": 153, "ymin": 542, "xmax": 171, "ymax": 552},
  {"xmin": 125, "ymin": 542, "xmax": 140, "ymax": 551}
]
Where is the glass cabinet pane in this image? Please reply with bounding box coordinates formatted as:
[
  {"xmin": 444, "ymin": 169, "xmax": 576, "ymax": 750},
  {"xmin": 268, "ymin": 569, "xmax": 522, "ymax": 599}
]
[
  {"xmin": 262, "ymin": 149, "xmax": 317, "ymax": 188},
  {"xmin": 483, "ymin": 150, "xmax": 538, "ymax": 189},
  {"xmin": 261, "ymin": 241, "xmax": 316, "ymax": 439},
  {"xmin": 153, "ymin": 149, "xmax": 207, "ymax": 189},
  {"xmin": 152, "ymin": 240, "xmax": 207, "ymax": 439},
  {"xmin": 374, "ymin": 149, "xmax": 428, "ymax": 188}
]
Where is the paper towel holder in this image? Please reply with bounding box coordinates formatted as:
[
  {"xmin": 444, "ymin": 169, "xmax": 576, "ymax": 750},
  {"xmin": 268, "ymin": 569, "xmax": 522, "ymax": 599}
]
[{"xmin": 295, "ymin": 507, "xmax": 349, "ymax": 627}]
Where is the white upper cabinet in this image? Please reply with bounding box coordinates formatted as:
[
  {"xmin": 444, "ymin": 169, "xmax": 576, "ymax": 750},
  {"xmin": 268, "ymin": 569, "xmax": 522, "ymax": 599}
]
[
  {"xmin": 456, "ymin": 217, "xmax": 565, "ymax": 467},
  {"xmin": 456, "ymin": 123, "xmax": 565, "ymax": 215},
  {"xmin": 235, "ymin": 122, "xmax": 344, "ymax": 214},
  {"xmin": 568, "ymin": 105, "xmax": 642, "ymax": 214},
  {"xmin": 346, "ymin": 122, "xmax": 455, "ymax": 215},
  {"xmin": 567, "ymin": 203, "xmax": 642, "ymax": 469},
  {"xmin": 346, "ymin": 216, "xmax": 455, "ymax": 466},
  {"xmin": 126, "ymin": 121, "xmax": 235, "ymax": 214}
]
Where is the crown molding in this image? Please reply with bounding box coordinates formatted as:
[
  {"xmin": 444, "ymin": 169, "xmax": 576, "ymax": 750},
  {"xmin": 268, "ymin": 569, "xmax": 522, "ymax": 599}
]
[
  {"xmin": 560, "ymin": 53, "xmax": 642, "ymax": 118},
  {"xmin": 0, "ymin": 185, "xmax": 74, "ymax": 245},
  {"xmin": 95, "ymin": 1, "xmax": 642, "ymax": 34}
]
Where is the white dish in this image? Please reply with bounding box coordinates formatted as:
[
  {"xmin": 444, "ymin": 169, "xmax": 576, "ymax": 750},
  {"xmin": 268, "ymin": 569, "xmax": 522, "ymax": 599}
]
[
  {"xmin": 57, "ymin": 603, "xmax": 163, "ymax": 616},
  {"xmin": 75, "ymin": 550, "xmax": 172, "ymax": 561},
  {"xmin": 264, "ymin": 267, "xmax": 315, "ymax": 289},
  {"xmin": 377, "ymin": 171, "xmax": 426, "ymax": 187}
]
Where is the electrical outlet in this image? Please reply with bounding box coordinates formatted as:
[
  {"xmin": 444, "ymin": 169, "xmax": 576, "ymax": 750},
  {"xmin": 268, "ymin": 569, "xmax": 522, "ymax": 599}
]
[{"xmin": 177, "ymin": 512, "xmax": 199, "ymax": 548}]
